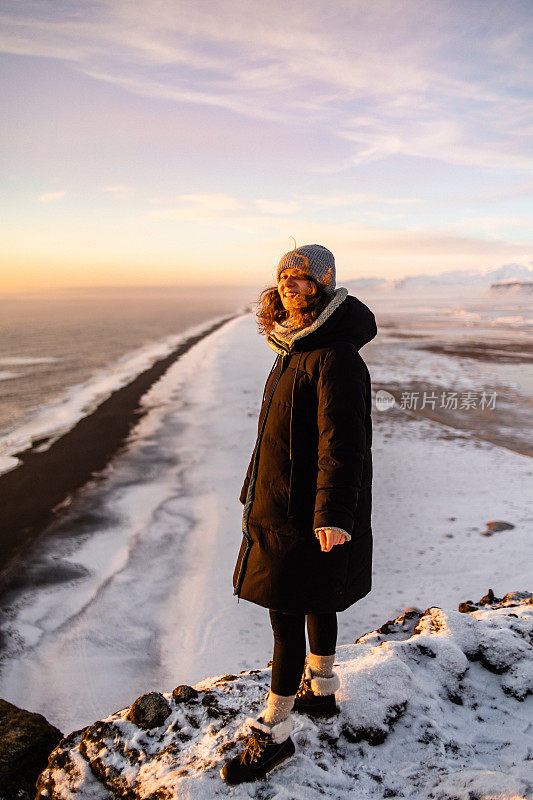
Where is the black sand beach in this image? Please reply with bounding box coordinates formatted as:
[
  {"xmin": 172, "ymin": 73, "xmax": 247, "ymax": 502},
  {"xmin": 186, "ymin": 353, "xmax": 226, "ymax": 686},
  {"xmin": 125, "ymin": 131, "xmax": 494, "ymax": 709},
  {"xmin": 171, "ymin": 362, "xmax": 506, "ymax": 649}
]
[
  {"xmin": 0, "ymin": 313, "xmax": 240, "ymax": 594},
  {"xmin": 418, "ymin": 340, "xmax": 533, "ymax": 364}
]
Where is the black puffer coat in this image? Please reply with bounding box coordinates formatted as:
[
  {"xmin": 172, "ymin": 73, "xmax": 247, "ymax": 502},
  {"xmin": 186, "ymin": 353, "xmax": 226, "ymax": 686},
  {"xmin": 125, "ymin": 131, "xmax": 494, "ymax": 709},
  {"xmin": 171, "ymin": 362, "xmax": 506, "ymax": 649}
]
[{"xmin": 233, "ymin": 287, "xmax": 377, "ymax": 613}]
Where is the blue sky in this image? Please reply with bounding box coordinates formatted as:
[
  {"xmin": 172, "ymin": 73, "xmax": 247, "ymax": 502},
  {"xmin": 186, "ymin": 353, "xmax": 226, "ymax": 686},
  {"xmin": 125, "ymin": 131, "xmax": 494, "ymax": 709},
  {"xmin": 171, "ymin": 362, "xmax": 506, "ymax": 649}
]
[{"xmin": 1, "ymin": 0, "xmax": 532, "ymax": 290}]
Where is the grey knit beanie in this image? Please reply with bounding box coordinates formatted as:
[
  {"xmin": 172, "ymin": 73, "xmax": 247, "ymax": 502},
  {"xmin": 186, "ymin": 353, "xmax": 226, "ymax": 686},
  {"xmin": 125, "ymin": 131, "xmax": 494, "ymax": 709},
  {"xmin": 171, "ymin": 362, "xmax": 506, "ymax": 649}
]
[{"xmin": 276, "ymin": 244, "xmax": 336, "ymax": 296}]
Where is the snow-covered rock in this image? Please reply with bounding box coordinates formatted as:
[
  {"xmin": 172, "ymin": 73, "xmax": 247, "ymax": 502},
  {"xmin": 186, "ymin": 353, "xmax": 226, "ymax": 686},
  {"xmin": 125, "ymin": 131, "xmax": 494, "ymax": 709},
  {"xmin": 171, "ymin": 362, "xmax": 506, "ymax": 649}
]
[{"xmin": 35, "ymin": 590, "xmax": 533, "ymax": 800}]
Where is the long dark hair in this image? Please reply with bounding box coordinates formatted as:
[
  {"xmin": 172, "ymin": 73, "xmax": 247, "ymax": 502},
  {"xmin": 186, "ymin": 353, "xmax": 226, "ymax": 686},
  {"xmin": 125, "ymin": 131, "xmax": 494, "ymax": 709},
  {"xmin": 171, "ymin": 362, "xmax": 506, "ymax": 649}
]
[{"xmin": 256, "ymin": 274, "xmax": 331, "ymax": 337}]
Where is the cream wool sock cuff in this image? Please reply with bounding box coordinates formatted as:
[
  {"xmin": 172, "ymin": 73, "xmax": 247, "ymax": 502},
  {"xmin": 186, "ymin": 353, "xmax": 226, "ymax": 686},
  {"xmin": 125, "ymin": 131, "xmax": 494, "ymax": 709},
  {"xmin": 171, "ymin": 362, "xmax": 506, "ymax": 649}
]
[
  {"xmin": 262, "ymin": 690, "xmax": 295, "ymax": 726},
  {"xmin": 308, "ymin": 652, "xmax": 335, "ymax": 678},
  {"xmin": 246, "ymin": 713, "xmax": 294, "ymax": 744}
]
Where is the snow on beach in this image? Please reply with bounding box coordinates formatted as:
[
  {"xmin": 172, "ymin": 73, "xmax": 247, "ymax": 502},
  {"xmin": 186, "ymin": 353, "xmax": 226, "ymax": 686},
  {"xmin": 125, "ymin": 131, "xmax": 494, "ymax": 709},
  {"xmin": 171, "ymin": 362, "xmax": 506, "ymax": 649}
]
[
  {"xmin": 0, "ymin": 309, "xmax": 530, "ymax": 743},
  {"xmin": 0, "ymin": 371, "xmax": 22, "ymax": 381}
]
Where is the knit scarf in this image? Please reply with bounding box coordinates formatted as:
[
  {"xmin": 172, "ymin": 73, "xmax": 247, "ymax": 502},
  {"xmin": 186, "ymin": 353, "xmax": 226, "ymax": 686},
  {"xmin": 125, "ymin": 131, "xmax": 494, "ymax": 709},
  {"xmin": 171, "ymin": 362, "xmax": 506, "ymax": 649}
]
[{"xmin": 272, "ymin": 317, "xmax": 309, "ymax": 345}]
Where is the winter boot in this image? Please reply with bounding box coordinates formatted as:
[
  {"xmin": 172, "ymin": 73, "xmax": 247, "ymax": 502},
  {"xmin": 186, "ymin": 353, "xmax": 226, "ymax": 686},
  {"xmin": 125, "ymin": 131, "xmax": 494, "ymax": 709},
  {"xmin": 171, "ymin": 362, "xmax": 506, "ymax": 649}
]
[
  {"xmin": 220, "ymin": 714, "xmax": 295, "ymax": 785},
  {"xmin": 292, "ymin": 662, "xmax": 340, "ymax": 717}
]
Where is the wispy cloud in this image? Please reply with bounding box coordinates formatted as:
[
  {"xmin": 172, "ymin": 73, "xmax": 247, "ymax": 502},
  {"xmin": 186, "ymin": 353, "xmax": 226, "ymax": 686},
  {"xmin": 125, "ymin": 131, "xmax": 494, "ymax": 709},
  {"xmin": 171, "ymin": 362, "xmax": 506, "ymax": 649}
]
[
  {"xmin": 151, "ymin": 193, "xmax": 243, "ymax": 220},
  {"xmin": 2, "ymin": 1, "xmax": 532, "ymax": 169},
  {"xmin": 302, "ymin": 193, "xmax": 421, "ymax": 207},
  {"xmin": 103, "ymin": 185, "xmax": 136, "ymax": 199},
  {"xmin": 478, "ymin": 182, "xmax": 533, "ymax": 203},
  {"xmin": 339, "ymin": 115, "xmax": 533, "ymax": 170},
  {"xmin": 447, "ymin": 215, "xmax": 533, "ymax": 231},
  {"xmin": 38, "ymin": 191, "xmax": 67, "ymax": 202},
  {"xmin": 256, "ymin": 200, "xmax": 300, "ymax": 215},
  {"xmin": 81, "ymin": 68, "xmax": 287, "ymax": 122}
]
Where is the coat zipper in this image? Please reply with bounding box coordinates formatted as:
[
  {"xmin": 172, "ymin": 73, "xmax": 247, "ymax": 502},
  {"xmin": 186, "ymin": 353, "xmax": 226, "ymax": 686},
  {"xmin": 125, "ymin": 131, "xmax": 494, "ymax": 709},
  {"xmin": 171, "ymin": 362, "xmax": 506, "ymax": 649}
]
[
  {"xmin": 286, "ymin": 351, "xmax": 302, "ymax": 515},
  {"xmin": 234, "ymin": 352, "xmax": 291, "ymax": 598}
]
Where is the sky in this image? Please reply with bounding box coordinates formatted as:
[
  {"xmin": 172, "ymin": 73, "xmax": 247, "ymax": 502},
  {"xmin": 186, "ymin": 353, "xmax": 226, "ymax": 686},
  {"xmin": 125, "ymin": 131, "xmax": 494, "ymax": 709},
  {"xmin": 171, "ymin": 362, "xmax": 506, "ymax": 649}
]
[{"xmin": 0, "ymin": 0, "xmax": 532, "ymax": 291}]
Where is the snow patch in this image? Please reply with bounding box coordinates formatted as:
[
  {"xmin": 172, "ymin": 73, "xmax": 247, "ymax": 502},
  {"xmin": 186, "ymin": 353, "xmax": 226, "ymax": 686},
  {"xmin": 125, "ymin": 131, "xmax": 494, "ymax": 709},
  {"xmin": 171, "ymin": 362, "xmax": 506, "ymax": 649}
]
[{"xmin": 36, "ymin": 591, "xmax": 533, "ymax": 800}]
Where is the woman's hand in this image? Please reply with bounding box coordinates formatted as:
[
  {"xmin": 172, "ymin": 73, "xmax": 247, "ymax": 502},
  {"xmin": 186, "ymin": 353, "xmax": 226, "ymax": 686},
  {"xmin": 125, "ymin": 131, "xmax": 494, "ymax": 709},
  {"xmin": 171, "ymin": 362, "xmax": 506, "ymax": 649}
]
[{"xmin": 317, "ymin": 528, "xmax": 346, "ymax": 552}]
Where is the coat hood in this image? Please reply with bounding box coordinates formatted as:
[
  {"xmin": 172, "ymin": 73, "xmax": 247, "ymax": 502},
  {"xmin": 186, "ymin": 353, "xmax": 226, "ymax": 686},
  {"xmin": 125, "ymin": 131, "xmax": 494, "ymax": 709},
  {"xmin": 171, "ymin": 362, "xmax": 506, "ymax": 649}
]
[{"xmin": 267, "ymin": 287, "xmax": 377, "ymax": 355}]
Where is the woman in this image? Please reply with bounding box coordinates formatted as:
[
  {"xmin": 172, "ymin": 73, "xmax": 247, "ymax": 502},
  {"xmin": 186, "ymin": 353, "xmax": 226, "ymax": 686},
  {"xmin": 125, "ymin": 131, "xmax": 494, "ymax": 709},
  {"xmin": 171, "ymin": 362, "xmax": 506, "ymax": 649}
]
[{"xmin": 221, "ymin": 244, "xmax": 377, "ymax": 785}]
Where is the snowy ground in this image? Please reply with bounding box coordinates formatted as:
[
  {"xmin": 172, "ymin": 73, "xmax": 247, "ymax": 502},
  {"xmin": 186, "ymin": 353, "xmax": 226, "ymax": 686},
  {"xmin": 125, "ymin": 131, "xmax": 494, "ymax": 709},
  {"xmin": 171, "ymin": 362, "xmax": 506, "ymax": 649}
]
[
  {"xmin": 0, "ymin": 311, "xmax": 531, "ymax": 735},
  {"xmin": 36, "ymin": 592, "xmax": 533, "ymax": 800}
]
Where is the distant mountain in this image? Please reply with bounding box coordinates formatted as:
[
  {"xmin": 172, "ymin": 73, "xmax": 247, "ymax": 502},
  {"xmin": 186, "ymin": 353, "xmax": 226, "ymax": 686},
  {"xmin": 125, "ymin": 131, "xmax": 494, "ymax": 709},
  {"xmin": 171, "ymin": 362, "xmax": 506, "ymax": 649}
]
[
  {"xmin": 345, "ymin": 262, "xmax": 533, "ymax": 290},
  {"xmin": 343, "ymin": 277, "xmax": 385, "ymax": 290},
  {"xmin": 489, "ymin": 279, "xmax": 533, "ymax": 295}
]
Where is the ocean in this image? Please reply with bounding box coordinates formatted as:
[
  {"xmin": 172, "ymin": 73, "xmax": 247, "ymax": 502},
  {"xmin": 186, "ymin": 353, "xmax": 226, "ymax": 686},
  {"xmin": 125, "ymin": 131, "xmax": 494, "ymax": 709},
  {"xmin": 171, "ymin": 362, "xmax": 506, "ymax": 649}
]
[{"xmin": 0, "ymin": 284, "xmax": 258, "ymax": 472}]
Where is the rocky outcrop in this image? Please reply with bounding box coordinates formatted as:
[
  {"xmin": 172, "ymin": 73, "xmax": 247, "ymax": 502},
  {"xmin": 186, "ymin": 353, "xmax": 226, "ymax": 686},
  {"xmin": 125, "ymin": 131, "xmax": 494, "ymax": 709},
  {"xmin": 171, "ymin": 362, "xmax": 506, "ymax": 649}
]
[
  {"xmin": 35, "ymin": 590, "xmax": 532, "ymax": 800},
  {"xmin": 0, "ymin": 699, "xmax": 63, "ymax": 800}
]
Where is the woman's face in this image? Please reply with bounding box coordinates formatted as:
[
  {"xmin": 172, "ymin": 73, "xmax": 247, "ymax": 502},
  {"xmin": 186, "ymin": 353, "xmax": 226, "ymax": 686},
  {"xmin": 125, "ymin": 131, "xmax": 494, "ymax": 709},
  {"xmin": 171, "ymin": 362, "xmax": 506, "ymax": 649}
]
[{"xmin": 278, "ymin": 268, "xmax": 313, "ymax": 312}]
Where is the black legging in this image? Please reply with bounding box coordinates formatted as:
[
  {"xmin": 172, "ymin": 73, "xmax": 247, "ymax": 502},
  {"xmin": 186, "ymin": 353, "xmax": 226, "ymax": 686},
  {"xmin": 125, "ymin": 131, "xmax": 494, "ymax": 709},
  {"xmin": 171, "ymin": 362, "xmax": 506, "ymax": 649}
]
[{"xmin": 269, "ymin": 609, "xmax": 337, "ymax": 696}]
